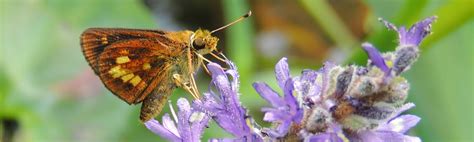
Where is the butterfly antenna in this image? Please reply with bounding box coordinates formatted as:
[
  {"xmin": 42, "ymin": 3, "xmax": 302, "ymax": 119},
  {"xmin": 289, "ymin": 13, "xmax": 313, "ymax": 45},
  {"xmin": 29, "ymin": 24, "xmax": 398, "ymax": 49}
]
[{"xmin": 210, "ymin": 10, "xmax": 252, "ymax": 34}]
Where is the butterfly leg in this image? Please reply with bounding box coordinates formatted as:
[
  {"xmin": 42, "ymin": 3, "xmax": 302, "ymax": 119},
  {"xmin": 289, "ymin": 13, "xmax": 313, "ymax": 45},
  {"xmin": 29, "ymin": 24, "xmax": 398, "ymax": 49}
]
[
  {"xmin": 210, "ymin": 52, "xmax": 226, "ymax": 62},
  {"xmin": 139, "ymin": 87, "xmax": 172, "ymax": 122},
  {"xmin": 172, "ymin": 74, "xmax": 200, "ymax": 100}
]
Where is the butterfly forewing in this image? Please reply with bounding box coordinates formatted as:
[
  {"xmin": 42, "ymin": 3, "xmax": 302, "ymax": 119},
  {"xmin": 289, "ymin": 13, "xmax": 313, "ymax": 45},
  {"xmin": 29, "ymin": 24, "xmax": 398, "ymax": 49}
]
[
  {"xmin": 80, "ymin": 28, "xmax": 185, "ymax": 104},
  {"xmin": 80, "ymin": 28, "xmax": 167, "ymax": 74}
]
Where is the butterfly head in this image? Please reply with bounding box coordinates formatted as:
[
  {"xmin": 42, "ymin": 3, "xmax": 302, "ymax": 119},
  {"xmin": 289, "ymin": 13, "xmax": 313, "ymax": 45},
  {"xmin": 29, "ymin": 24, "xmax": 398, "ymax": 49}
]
[{"xmin": 191, "ymin": 29, "xmax": 219, "ymax": 55}]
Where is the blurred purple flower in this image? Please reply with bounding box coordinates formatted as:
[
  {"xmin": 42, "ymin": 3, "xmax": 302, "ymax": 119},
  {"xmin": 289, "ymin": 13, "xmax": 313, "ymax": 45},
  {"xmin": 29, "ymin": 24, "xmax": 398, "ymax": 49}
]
[
  {"xmin": 380, "ymin": 16, "xmax": 436, "ymax": 46},
  {"xmin": 194, "ymin": 62, "xmax": 262, "ymax": 141},
  {"xmin": 144, "ymin": 98, "xmax": 209, "ymax": 142},
  {"xmin": 253, "ymin": 57, "xmax": 303, "ymax": 138}
]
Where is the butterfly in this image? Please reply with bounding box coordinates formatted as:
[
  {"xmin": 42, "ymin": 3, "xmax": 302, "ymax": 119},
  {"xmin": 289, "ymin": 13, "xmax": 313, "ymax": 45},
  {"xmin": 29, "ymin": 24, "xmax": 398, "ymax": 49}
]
[{"xmin": 80, "ymin": 11, "xmax": 251, "ymax": 122}]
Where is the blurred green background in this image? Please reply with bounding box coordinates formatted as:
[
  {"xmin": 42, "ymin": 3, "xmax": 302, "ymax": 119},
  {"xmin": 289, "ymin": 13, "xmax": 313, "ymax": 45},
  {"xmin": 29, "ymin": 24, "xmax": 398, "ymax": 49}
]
[{"xmin": 1, "ymin": 0, "xmax": 472, "ymax": 141}]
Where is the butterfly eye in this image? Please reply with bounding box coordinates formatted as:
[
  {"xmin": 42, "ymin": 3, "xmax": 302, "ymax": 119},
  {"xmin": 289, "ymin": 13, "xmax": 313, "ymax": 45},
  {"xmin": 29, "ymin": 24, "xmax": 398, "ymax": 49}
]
[{"xmin": 193, "ymin": 38, "xmax": 205, "ymax": 50}]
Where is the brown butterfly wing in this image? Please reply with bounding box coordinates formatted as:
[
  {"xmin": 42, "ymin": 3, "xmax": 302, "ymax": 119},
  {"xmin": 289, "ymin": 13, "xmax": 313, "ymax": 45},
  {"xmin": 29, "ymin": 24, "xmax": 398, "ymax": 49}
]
[
  {"xmin": 80, "ymin": 28, "xmax": 185, "ymax": 104},
  {"xmin": 80, "ymin": 28, "xmax": 166, "ymax": 75}
]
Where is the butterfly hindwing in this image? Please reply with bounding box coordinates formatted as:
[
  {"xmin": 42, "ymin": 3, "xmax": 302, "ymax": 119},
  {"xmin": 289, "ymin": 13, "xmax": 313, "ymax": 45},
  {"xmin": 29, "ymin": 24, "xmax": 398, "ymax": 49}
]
[{"xmin": 97, "ymin": 39, "xmax": 180, "ymax": 104}]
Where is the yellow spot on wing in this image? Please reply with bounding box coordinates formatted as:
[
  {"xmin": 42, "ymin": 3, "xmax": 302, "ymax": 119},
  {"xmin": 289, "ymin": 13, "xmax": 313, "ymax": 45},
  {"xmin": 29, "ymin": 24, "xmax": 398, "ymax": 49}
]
[
  {"xmin": 116, "ymin": 56, "xmax": 131, "ymax": 64},
  {"xmin": 130, "ymin": 75, "xmax": 142, "ymax": 86},
  {"xmin": 108, "ymin": 66, "xmax": 128, "ymax": 78},
  {"xmin": 119, "ymin": 50, "xmax": 129, "ymax": 54},
  {"xmin": 121, "ymin": 73, "xmax": 135, "ymax": 82},
  {"xmin": 142, "ymin": 63, "xmax": 151, "ymax": 70},
  {"xmin": 101, "ymin": 37, "xmax": 108, "ymax": 45}
]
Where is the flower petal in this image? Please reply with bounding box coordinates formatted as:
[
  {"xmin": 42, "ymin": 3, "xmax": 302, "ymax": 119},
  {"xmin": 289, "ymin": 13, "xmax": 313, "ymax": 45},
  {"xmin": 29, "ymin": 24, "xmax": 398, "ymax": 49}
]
[
  {"xmin": 379, "ymin": 17, "xmax": 398, "ymax": 31},
  {"xmin": 380, "ymin": 16, "xmax": 436, "ymax": 46},
  {"xmin": 190, "ymin": 111, "xmax": 210, "ymax": 141},
  {"xmin": 357, "ymin": 130, "xmax": 421, "ymax": 142},
  {"xmin": 176, "ymin": 98, "xmax": 192, "ymax": 141},
  {"xmin": 209, "ymin": 138, "xmax": 236, "ymax": 142},
  {"xmin": 294, "ymin": 69, "xmax": 320, "ymax": 97},
  {"xmin": 162, "ymin": 114, "xmax": 180, "ymax": 137},
  {"xmin": 210, "ymin": 134, "xmax": 263, "ymax": 142},
  {"xmin": 225, "ymin": 61, "xmax": 240, "ymax": 91},
  {"xmin": 283, "ymin": 79, "xmax": 297, "ymax": 110},
  {"xmin": 276, "ymin": 121, "xmax": 291, "ymax": 135},
  {"xmin": 208, "ymin": 63, "xmax": 231, "ymax": 98},
  {"xmin": 391, "ymin": 103, "xmax": 415, "ymax": 118},
  {"xmin": 203, "ymin": 62, "xmax": 253, "ymax": 138},
  {"xmin": 320, "ymin": 62, "xmax": 336, "ymax": 93},
  {"xmin": 400, "ymin": 16, "xmax": 436, "ymax": 46},
  {"xmin": 362, "ymin": 42, "xmax": 390, "ymax": 74},
  {"xmin": 144, "ymin": 119, "xmax": 180, "ymax": 142},
  {"xmin": 379, "ymin": 114, "xmax": 421, "ymax": 133},
  {"xmin": 356, "ymin": 131, "xmax": 383, "ymax": 142},
  {"xmin": 262, "ymin": 109, "xmax": 289, "ymax": 122},
  {"xmin": 194, "ymin": 93, "xmax": 221, "ymax": 115},
  {"xmin": 275, "ymin": 57, "xmax": 290, "ymax": 89},
  {"xmin": 300, "ymin": 69, "xmax": 319, "ymax": 83},
  {"xmin": 374, "ymin": 131, "xmax": 421, "ymax": 142},
  {"xmin": 253, "ymin": 82, "xmax": 285, "ymax": 107},
  {"xmin": 307, "ymin": 133, "xmax": 344, "ymax": 142}
]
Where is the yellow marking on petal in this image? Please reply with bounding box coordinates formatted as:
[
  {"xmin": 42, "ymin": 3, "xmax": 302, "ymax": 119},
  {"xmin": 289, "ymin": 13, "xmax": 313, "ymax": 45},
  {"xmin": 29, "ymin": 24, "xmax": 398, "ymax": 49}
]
[
  {"xmin": 337, "ymin": 132, "xmax": 350, "ymax": 142},
  {"xmin": 108, "ymin": 66, "xmax": 128, "ymax": 78},
  {"xmin": 246, "ymin": 117, "xmax": 252, "ymax": 128},
  {"xmin": 386, "ymin": 60, "xmax": 393, "ymax": 68},
  {"xmin": 116, "ymin": 56, "xmax": 131, "ymax": 64},
  {"xmin": 121, "ymin": 73, "xmax": 135, "ymax": 82},
  {"xmin": 189, "ymin": 112, "xmax": 205, "ymax": 123},
  {"xmin": 142, "ymin": 63, "xmax": 151, "ymax": 70},
  {"xmin": 390, "ymin": 118, "xmax": 404, "ymax": 132},
  {"xmin": 130, "ymin": 75, "xmax": 142, "ymax": 86}
]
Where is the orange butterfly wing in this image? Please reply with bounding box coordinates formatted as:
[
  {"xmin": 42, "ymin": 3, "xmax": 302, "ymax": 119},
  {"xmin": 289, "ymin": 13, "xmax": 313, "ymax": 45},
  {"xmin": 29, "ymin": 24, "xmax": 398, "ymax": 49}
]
[{"xmin": 80, "ymin": 28, "xmax": 185, "ymax": 104}]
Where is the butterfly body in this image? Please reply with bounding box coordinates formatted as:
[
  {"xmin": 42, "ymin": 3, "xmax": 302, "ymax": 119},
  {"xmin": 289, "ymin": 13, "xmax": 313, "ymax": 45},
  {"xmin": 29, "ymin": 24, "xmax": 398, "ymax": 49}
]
[{"xmin": 80, "ymin": 28, "xmax": 218, "ymax": 122}]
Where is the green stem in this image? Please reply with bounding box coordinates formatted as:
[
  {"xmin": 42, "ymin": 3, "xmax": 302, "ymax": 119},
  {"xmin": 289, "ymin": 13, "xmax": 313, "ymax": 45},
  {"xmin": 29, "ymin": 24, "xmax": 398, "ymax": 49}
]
[
  {"xmin": 221, "ymin": 0, "xmax": 255, "ymax": 94},
  {"xmin": 299, "ymin": 0, "xmax": 359, "ymax": 48}
]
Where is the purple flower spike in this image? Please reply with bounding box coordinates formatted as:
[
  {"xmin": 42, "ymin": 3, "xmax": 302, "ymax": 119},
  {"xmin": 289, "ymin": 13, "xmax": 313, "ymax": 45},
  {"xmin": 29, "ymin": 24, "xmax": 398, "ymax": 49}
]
[
  {"xmin": 380, "ymin": 16, "xmax": 437, "ymax": 46},
  {"xmin": 253, "ymin": 58, "xmax": 303, "ymax": 138},
  {"xmin": 362, "ymin": 42, "xmax": 390, "ymax": 74},
  {"xmin": 195, "ymin": 62, "xmax": 262, "ymax": 141},
  {"xmin": 144, "ymin": 98, "xmax": 209, "ymax": 142}
]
